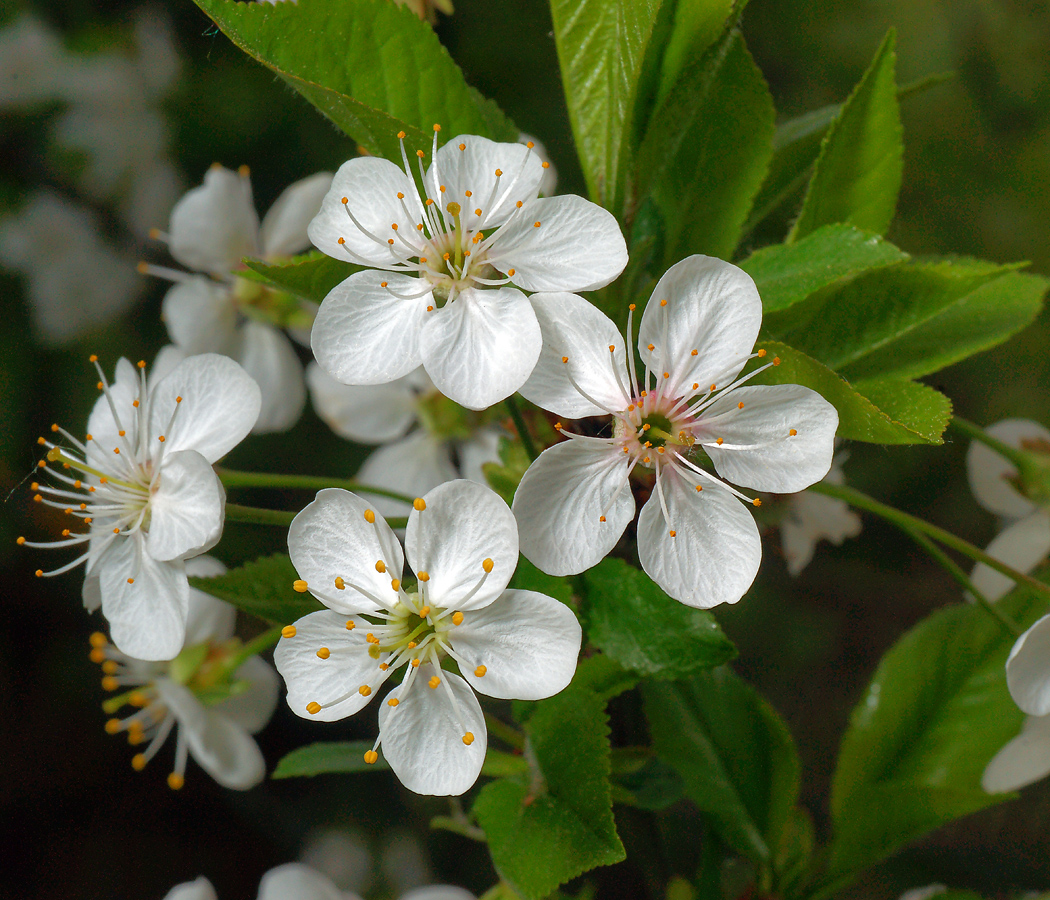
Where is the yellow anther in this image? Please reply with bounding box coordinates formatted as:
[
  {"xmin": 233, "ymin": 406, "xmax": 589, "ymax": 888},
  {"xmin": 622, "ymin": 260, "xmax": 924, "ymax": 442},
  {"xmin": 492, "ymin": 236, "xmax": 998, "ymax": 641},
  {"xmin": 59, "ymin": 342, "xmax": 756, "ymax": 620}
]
[
  {"xmin": 176, "ymin": 396, "xmax": 183, "ymax": 404},
  {"xmin": 102, "ymin": 660, "xmax": 118, "ymax": 675},
  {"xmin": 407, "ymin": 641, "xmax": 417, "ymax": 649},
  {"xmin": 89, "ymin": 354, "xmax": 98, "ymax": 363},
  {"xmin": 281, "ymin": 625, "xmax": 297, "ymax": 639},
  {"xmin": 416, "ymin": 149, "xmax": 425, "ymax": 158},
  {"xmin": 459, "ymin": 142, "xmax": 466, "ymax": 150},
  {"xmin": 364, "ymin": 750, "xmax": 378, "ymax": 765},
  {"xmin": 417, "ymin": 571, "xmax": 430, "ymax": 582},
  {"xmin": 388, "ymin": 697, "xmax": 399, "ymax": 706},
  {"xmin": 542, "ymin": 161, "xmax": 550, "ymax": 169},
  {"xmin": 629, "ymin": 303, "xmax": 636, "ymax": 311},
  {"xmin": 600, "ymin": 515, "xmax": 607, "ymax": 522},
  {"xmin": 609, "ymin": 344, "xmax": 615, "ymax": 352},
  {"xmin": 711, "ymin": 384, "xmax": 717, "ymax": 391},
  {"xmin": 90, "ymin": 632, "xmax": 107, "ymax": 648},
  {"xmin": 642, "ymin": 423, "xmax": 651, "ymax": 431},
  {"xmin": 428, "ymin": 675, "xmax": 441, "ymax": 689},
  {"xmin": 413, "ymin": 498, "xmax": 426, "ymax": 511},
  {"xmin": 738, "ymin": 401, "xmax": 745, "ymax": 409},
  {"xmin": 411, "ymin": 658, "xmax": 421, "ymax": 667},
  {"xmin": 364, "ymin": 509, "xmax": 376, "ymax": 523},
  {"xmin": 334, "ymin": 577, "xmax": 346, "ymax": 590},
  {"xmin": 167, "ymin": 773, "xmax": 185, "ymax": 790},
  {"xmin": 515, "ymin": 200, "xmax": 523, "ymax": 208},
  {"xmin": 494, "ymin": 168, "xmax": 503, "ymax": 177},
  {"xmin": 433, "ymin": 123, "xmax": 441, "ymax": 132},
  {"xmin": 773, "ymin": 356, "xmax": 781, "ymax": 366},
  {"xmin": 463, "ymin": 732, "xmax": 475, "ymax": 746},
  {"xmin": 419, "ymin": 605, "xmax": 431, "ymax": 618},
  {"xmin": 660, "ymin": 299, "xmax": 667, "ymax": 307},
  {"xmin": 758, "ymin": 348, "xmax": 767, "ymax": 358},
  {"xmin": 338, "ymin": 237, "xmax": 345, "ymax": 244},
  {"xmin": 474, "ymin": 665, "xmax": 487, "ymax": 677},
  {"xmin": 238, "ymin": 164, "xmax": 250, "ymax": 177},
  {"xmin": 359, "ymin": 685, "xmax": 371, "ymax": 696},
  {"xmin": 696, "ymin": 485, "xmax": 703, "ymax": 492},
  {"xmin": 346, "ymin": 620, "xmax": 356, "ymax": 630},
  {"xmin": 397, "ymin": 130, "xmax": 406, "ymax": 139},
  {"xmin": 293, "ymin": 580, "xmax": 309, "ymax": 593},
  {"xmin": 663, "ymin": 372, "xmax": 670, "ymax": 379},
  {"xmin": 101, "ymin": 676, "xmax": 119, "ymax": 691},
  {"xmin": 446, "ymin": 201, "xmax": 461, "ymax": 216},
  {"xmin": 105, "ymin": 718, "xmax": 122, "ymax": 734},
  {"xmin": 669, "ymin": 530, "xmax": 677, "ymax": 538},
  {"xmin": 90, "ymin": 648, "xmax": 106, "ymax": 664},
  {"xmin": 562, "ymin": 356, "xmax": 569, "ymax": 364},
  {"xmin": 533, "ymin": 221, "xmax": 541, "ymax": 228},
  {"xmin": 317, "ymin": 647, "xmax": 330, "ymax": 660},
  {"xmin": 508, "ymin": 268, "xmax": 516, "ymax": 276},
  {"xmin": 391, "ymin": 579, "xmax": 401, "ymax": 592},
  {"xmin": 452, "ymin": 611, "xmax": 464, "ymax": 626},
  {"xmin": 381, "ymin": 281, "xmax": 388, "ymax": 288},
  {"xmin": 126, "ymin": 578, "xmax": 135, "ymax": 585},
  {"xmin": 375, "ymin": 560, "xmax": 386, "ymax": 573},
  {"xmin": 752, "ymin": 498, "xmax": 762, "ymax": 507},
  {"xmin": 789, "ymin": 428, "xmax": 797, "ymax": 436},
  {"xmin": 306, "ymin": 702, "xmax": 322, "ymax": 715},
  {"xmin": 691, "ymin": 349, "xmax": 699, "ymax": 357},
  {"xmin": 482, "ymin": 558, "xmax": 494, "ymax": 573},
  {"xmin": 647, "ymin": 343, "xmax": 655, "ymax": 351},
  {"xmin": 716, "ymin": 438, "xmax": 724, "ymax": 446},
  {"xmin": 379, "ymin": 662, "xmax": 389, "ymax": 670},
  {"xmin": 131, "ymin": 754, "xmax": 147, "ymax": 771},
  {"xmin": 129, "ymin": 692, "xmax": 148, "ymax": 707},
  {"xmin": 366, "ymin": 633, "xmax": 379, "ymax": 644}
]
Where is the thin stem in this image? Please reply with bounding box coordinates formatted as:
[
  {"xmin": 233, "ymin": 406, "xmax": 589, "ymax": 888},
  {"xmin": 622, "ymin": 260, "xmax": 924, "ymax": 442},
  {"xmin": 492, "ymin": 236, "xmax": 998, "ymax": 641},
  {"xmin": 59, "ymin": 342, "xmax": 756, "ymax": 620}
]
[
  {"xmin": 216, "ymin": 468, "xmax": 414, "ymax": 504},
  {"xmin": 950, "ymin": 416, "xmax": 1035, "ymax": 473},
  {"xmin": 484, "ymin": 711, "xmax": 525, "ymax": 751},
  {"xmin": 224, "ymin": 503, "xmax": 296, "ymax": 528},
  {"xmin": 504, "ymin": 395, "xmax": 538, "ymax": 462},
  {"xmin": 226, "ymin": 626, "xmax": 283, "ymax": 673},
  {"xmin": 810, "ymin": 481, "xmax": 1050, "ymax": 602},
  {"xmin": 901, "ymin": 524, "xmax": 1023, "ymax": 638}
]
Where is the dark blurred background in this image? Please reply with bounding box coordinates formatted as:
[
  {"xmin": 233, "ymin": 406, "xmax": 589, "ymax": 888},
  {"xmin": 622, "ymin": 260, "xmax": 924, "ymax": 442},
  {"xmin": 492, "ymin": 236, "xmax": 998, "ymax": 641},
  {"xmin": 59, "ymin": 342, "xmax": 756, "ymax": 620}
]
[{"xmin": 2, "ymin": 0, "xmax": 1050, "ymax": 897}]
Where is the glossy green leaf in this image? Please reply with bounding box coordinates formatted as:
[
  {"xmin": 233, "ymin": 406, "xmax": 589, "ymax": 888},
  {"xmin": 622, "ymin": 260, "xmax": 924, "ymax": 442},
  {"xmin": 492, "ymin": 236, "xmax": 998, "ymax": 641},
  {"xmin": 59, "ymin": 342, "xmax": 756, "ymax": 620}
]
[
  {"xmin": 474, "ymin": 683, "xmax": 625, "ymax": 899},
  {"xmin": 190, "ymin": 0, "xmax": 517, "ymax": 161},
  {"xmin": 189, "ymin": 553, "xmax": 323, "ymax": 625},
  {"xmin": 243, "ymin": 251, "xmax": 358, "ymax": 306},
  {"xmin": 789, "ymin": 29, "xmax": 902, "ymax": 240},
  {"xmin": 582, "ymin": 557, "xmax": 736, "ymax": 678},
  {"xmin": 643, "ymin": 667, "xmax": 800, "ymax": 866},
  {"xmin": 765, "ymin": 258, "xmax": 1042, "ymax": 383},
  {"xmin": 740, "ymin": 225, "xmax": 907, "ymax": 314},
  {"xmin": 652, "ymin": 0, "xmax": 734, "ymax": 107},
  {"xmin": 746, "ymin": 342, "xmax": 951, "ymax": 444},
  {"xmin": 272, "ymin": 741, "xmax": 386, "ymax": 778},
  {"xmin": 549, "ymin": 0, "xmax": 663, "ymax": 211},
  {"xmin": 651, "ymin": 30, "xmax": 775, "ymax": 261},
  {"xmin": 822, "ymin": 583, "xmax": 1049, "ymax": 890}
]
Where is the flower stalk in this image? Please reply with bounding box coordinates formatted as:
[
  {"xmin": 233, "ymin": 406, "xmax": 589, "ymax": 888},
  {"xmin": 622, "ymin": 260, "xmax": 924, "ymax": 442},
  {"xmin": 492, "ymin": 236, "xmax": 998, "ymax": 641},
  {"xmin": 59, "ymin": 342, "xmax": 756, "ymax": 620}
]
[{"xmin": 217, "ymin": 467, "xmax": 415, "ymax": 504}]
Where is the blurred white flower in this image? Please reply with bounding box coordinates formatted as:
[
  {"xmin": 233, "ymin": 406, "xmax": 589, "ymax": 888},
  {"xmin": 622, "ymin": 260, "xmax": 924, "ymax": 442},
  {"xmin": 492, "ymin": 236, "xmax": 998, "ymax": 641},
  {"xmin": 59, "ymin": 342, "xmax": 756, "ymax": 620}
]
[
  {"xmin": 91, "ymin": 557, "xmax": 280, "ymax": 791},
  {"xmin": 780, "ymin": 451, "xmax": 861, "ymax": 575},
  {"xmin": 0, "ymin": 191, "xmax": 143, "ymax": 345},
  {"xmin": 0, "ymin": 15, "xmax": 66, "ymax": 105},
  {"xmin": 518, "ymin": 133, "xmax": 557, "ymax": 196}
]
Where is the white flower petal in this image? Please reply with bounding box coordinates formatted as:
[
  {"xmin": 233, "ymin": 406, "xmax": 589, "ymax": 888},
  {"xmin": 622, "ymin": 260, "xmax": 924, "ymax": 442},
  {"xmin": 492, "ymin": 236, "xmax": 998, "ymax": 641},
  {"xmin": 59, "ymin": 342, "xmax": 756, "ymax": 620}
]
[
  {"xmin": 260, "ymin": 172, "xmax": 334, "ymax": 258},
  {"xmin": 307, "ymin": 361, "xmax": 418, "ymax": 443},
  {"xmin": 967, "ymin": 418, "xmax": 1050, "ymax": 519},
  {"xmin": 520, "ymin": 132, "xmax": 557, "ymax": 198},
  {"xmin": 183, "ymin": 557, "xmax": 235, "ymax": 645},
  {"xmin": 147, "ymin": 450, "xmax": 225, "ymax": 562},
  {"xmin": 308, "ymin": 157, "xmax": 423, "ymax": 266},
  {"xmin": 433, "ymin": 135, "xmax": 542, "ymax": 229},
  {"xmin": 419, "ymin": 287, "xmax": 540, "ymax": 410},
  {"xmin": 312, "ymin": 270, "xmax": 430, "ymax": 386},
  {"xmin": 155, "ymin": 678, "xmax": 266, "ymax": 790},
  {"xmin": 87, "ymin": 357, "xmax": 142, "ymax": 454},
  {"xmin": 101, "ymin": 538, "xmax": 189, "ymax": 661},
  {"xmin": 148, "ymin": 345, "xmax": 188, "ymax": 390},
  {"xmin": 638, "ymin": 255, "xmax": 762, "ymax": 397},
  {"xmin": 521, "ymin": 292, "xmax": 631, "ymax": 418},
  {"xmin": 215, "ymin": 655, "xmax": 281, "ymax": 734},
  {"xmin": 982, "ymin": 713, "xmax": 1050, "ymax": 793},
  {"xmin": 701, "ymin": 385, "xmax": 838, "ymax": 492},
  {"xmin": 163, "ymin": 877, "xmax": 218, "ymax": 900},
  {"xmin": 406, "ymin": 480, "xmax": 517, "ymax": 611},
  {"xmin": 356, "ymin": 433, "xmax": 457, "ymax": 520},
  {"xmin": 780, "ymin": 490, "xmax": 862, "ymax": 576},
  {"xmin": 1007, "ymin": 613, "xmax": 1050, "ymax": 716},
  {"xmin": 161, "ymin": 278, "xmax": 238, "ymax": 355},
  {"xmin": 274, "ymin": 610, "xmax": 391, "ymax": 722},
  {"xmin": 148, "ymin": 353, "xmax": 262, "ymax": 462},
  {"xmin": 378, "ymin": 666, "xmax": 486, "ymax": 796},
  {"xmin": 513, "ymin": 438, "xmax": 634, "ymax": 576},
  {"xmin": 637, "ymin": 467, "xmax": 761, "ymax": 608},
  {"xmin": 257, "ymin": 863, "xmax": 351, "ymax": 900},
  {"xmin": 289, "ymin": 489, "xmax": 404, "ymax": 614},
  {"xmin": 489, "ymin": 195, "xmax": 627, "ymax": 292},
  {"xmin": 453, "ymin": 589, "xmax": 580, "ymax": 700},
  {"xmin": 237, "ymin": 320, "xmax": 307, "ymax": 434},
  {"xmin": 457, "ymin": 430, "xmax": 502, "ymax": 484},
  {"xmin": 970, "ymin": 512, "xmax": 1050, "ymax": 603},
  {"xmin": 401, "ymin": 888, "xmax": 476, "ymax": 900},
  {"xmin": 169, "ymin": 165, "xmax": 260, "ymax": 274}
]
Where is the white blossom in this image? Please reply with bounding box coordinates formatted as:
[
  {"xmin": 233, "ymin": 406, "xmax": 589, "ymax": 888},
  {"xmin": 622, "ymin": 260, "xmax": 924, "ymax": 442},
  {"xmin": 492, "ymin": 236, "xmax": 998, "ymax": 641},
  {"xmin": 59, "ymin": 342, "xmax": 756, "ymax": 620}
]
[
  {"xmin": 307, "ymin": 363, "xmax": 501, "ymax": 518},
  {"xmin": 512, "ymin": 255, "xmax": 838, "ymax": 608},
  {"xmin": 23, "ymin": 350, "xmax": 260, "ymax": 660},
  {"xmin": 780, "ymin": 451, "xmax": 861, "ymax": 575},
  {"xmin": 91, "ymin": 557, "xmax": 279, "ymax": 791},
  {"xmin": 307, "ymin": 131, "xmax": 627, "ymax": 410},
  {"xmin": 148, "ymin": 165, "xmax": 333, "ymax": 433},
  {"xmin": 275, "ymin": 480, "xmax": 581, "ymax": 795}
]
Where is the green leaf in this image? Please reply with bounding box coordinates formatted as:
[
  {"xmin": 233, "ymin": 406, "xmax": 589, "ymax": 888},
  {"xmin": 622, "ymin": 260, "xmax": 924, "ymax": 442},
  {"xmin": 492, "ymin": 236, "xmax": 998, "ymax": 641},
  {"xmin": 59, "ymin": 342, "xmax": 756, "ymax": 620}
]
[
  {"xmin": 474, "ymin": 684, "xmax": 625, "ymax": 898},
  {"xmin": 650, "ymin": 30, "xmax": 775, "ymax": 261},
  {"xmin": 643, "ymin": 667, "xmax": 800, "ymax": 867},
  {"xmin": 739, "ymin": 225, "xmax": 908, "ymax": 314},
  {"xmin": 765, "ymin": 258, "xmax": 1035, "ymax": 382},
  {"xmin": 549, "ymin": 0, "xmax": 663, "ymax": 210},
  {"xmin": 789, "ymin": 29, "xmax": 902, "ymax": 240},
  {"xmin": 822, "ymin": 582, "xmax": 1050, "ymax": 891},
  {"xmin": 746, "ymin": 342, "xmax": 951, "ymax": 444},
  {"xmin": 189, "ymin": 554, "xmax": 323, "ymax": 625},
  {"xmin": 243, "ymin": 251, "xmax": 359, "ymax": 306},
  {"xmin": 273, "ymin": 741, "xmax": 385, "ymax": 778},
  {"xmin": 582, "ymin": 557, "xmax": 736, "ymax": 679},
  {"xmin": 652, "ymin": 0, "xmax": 735, "ymax": 108},
  {"xmin": 614, "ymin": 757, "xmax": 686, "ymax": 810},
  {"xmin": 190, "ymin": 0, "xmax": 517, "ymax": 161}
]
